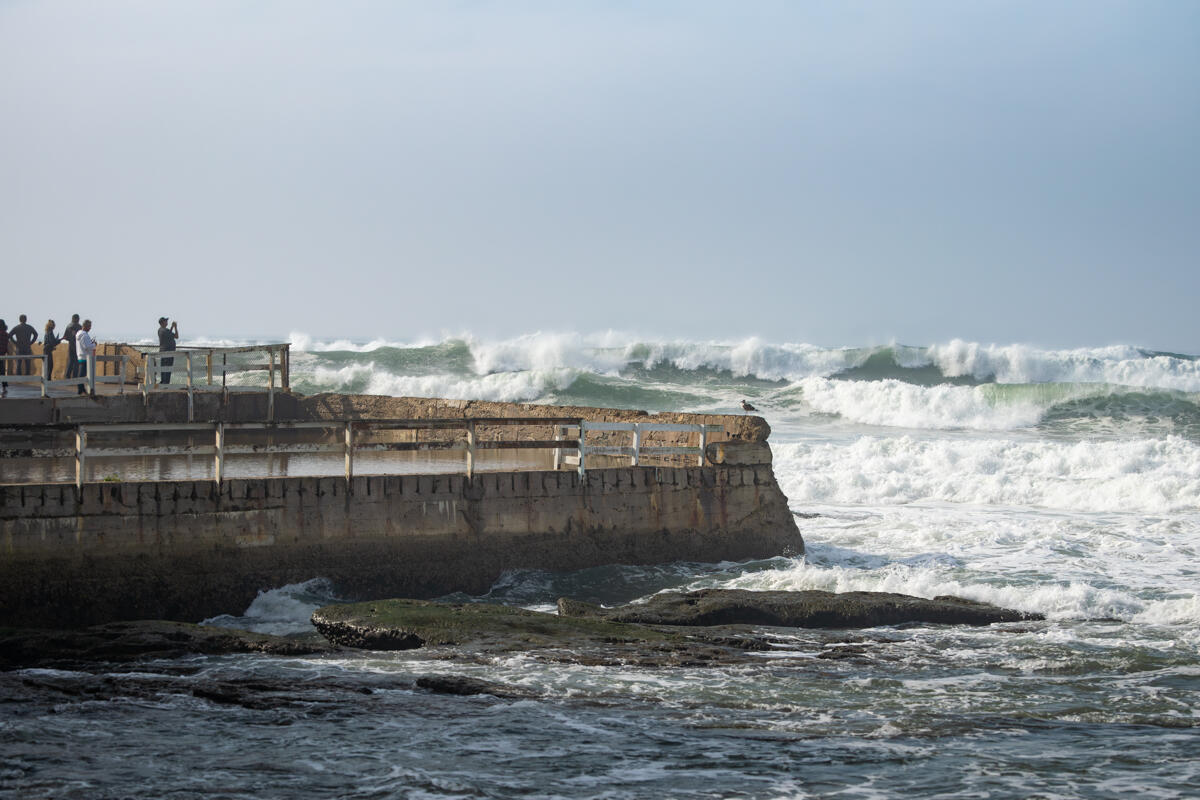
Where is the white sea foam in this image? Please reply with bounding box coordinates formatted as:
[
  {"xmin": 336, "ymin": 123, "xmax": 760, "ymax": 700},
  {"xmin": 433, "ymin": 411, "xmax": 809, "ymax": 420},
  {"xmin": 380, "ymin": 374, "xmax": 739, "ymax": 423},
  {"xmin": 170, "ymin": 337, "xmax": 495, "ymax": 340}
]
[
  {"xmin": 289, "ymin": 331, "xmax": 439, "ymax": 353},
  {"xmin": 929, "ymin": 339, "xmax": 1200, "ymax": 391},
  {"xmin": 714, "ymin": 559, "xmax": 1149, "ymax": 621},
  {"xmin": 184, "ymin": 331, "xmax": 1200, "ymax": 393},
  {"xmin": 794, "ymin": 376, "xmax": 1052, "ymax": 430},
  {"xmin": 469, "ymin": 331, "xmax": 635, "ymax": 376},
  {"xmin": 775, "ymin": 435, "xmax": 1200, "ymax": 513},
  {"xmin": 306, "ymin": 361, "xmax": 578, "ymax": 403},
  {"xmin": 1132, "ymin": 595, "xmax": 1200, "ymax": 625},
  {"xmin": 202, "ymin": 577, "xmax": 338, "ymax": 635}
]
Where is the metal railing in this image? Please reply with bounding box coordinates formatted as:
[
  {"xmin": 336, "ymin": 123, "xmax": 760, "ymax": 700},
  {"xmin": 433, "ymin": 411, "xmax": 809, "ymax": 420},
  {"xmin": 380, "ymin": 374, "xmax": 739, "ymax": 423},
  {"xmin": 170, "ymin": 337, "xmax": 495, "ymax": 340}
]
[
  {"xmin": 553, "ymin": 421, "xmax": 716, "ymax": 470},
  {"xmin": 8, "ymin": 417, "xmax": 722, "ymax": 489},
  {"xmin": 0, "ymin": 354, "xmax": 129, "ymax": 397},
  {"xmin": 141, "ymin": 343, "xmax": 291, "ymax": 421}
]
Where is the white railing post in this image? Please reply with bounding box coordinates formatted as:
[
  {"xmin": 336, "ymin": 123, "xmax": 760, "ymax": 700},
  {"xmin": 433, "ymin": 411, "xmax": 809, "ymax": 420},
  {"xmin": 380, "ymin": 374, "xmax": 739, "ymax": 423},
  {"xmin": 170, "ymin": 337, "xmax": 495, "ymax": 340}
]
[
  {"xmin": 214, "ymin": 423, "xmax": 225, "ymax": 487},
  {"xmin": 185, "ymin": 351, "xmax": 194, "ymax": 422},
  {"xmin": 40, "ymin": 355, "xmax": 47, "ymax": 397},
  {"xmin": 268, "ymin": 350, "xmax": 276, "ymax": 422},
  {"xmin": 698, "ymin": 424, "xmax": 708, "ymax": 466},
  {"xmin": 119, "ymin": 355, "xmax": 128, "ymax": 394},
  {"xmin": 465, "ymin": 420, "xmax": 475, "ymax": 478},
  {"xmin": 344, "ymin": 421, "xmax": 354, "ymax": 486},
  {"xmin": 86, "ymin": 353, "xmax": 96, "ymax": 396},
  {"xmin": 577, "ymin": 422, "xmax": 587, "ymax": 477},
  {"xmin": 631, "ymin": 423, "xmax": 641, "ymax": 466},
  {"xmin": 552, "ymin": 425, "xmax": 563, "ymax": 470},
  {"xmin": 75, "ymin": 428, "xmax": 86, "ymax": 490}
]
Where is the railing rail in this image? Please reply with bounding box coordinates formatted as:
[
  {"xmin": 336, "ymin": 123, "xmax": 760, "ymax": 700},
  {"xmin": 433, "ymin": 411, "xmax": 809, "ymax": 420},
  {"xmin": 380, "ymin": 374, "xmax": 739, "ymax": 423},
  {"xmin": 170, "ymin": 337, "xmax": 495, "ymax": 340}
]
[
  {"xmin": 1, "ymin": 417, "xmax": 723, "ymax": 489},
  {"xmin": 1, "ymin": 354, "xmax": 128, "ymax": 397}
]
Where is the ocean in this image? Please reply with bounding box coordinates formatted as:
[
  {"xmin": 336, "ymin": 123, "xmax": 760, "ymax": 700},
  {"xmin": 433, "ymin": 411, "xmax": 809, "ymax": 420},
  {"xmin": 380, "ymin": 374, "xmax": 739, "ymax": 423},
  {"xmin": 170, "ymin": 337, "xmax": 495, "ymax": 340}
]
[{"xmin": 3, "ymin": 333, "xmax": 1198, "ymax": 799}]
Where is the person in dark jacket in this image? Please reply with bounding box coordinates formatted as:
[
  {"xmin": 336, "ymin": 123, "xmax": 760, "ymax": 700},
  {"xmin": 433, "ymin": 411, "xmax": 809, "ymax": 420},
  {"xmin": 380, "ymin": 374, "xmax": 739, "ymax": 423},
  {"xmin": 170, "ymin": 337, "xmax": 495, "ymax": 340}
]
[
  {"xmin": 9, "ymin": 314, "xmax": 38, "ymax": 376},
  {"xmin": 42, "ymin": 320, "xmax": 60, "ymax": 380},
  {"xmin": 62, "ymin": 314, "xmax": 82, "ymax": 380},
  {"xmin": 158, "ymin": 317, "xmax": 179, "ymax": 384},
  {"xmin": 0, "ymin": 319, "xmax": 8, "ymax": 394}
]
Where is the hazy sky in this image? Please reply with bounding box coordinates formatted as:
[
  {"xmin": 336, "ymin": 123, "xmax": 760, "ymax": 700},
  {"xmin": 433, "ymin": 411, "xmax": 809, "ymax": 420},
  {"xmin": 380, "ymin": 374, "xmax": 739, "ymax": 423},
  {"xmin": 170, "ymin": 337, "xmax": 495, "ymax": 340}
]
[{"xmin": 3, "ymin": 1, "xmax": 1197, "ymax": 350}]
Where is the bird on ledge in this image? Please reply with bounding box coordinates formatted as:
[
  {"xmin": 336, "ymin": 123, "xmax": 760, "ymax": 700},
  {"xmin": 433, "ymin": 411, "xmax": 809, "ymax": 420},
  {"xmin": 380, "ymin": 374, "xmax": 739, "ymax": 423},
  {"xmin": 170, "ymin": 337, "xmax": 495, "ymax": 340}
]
[{"xmin": 741, "ymin": 400, "xmax": 757, "ymax": 414}]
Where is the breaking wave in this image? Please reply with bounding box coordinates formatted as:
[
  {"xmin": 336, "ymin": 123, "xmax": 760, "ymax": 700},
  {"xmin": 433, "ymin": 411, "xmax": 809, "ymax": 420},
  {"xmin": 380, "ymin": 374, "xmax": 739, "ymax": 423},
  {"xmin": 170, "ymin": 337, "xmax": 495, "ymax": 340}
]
[
  {"xmin": 773, "ymin": 435, "xmax": 1200, "ymax": 513},
  {"xmin": 277, "ymin": 333, "xmax": 1200, "ymax": 435}
]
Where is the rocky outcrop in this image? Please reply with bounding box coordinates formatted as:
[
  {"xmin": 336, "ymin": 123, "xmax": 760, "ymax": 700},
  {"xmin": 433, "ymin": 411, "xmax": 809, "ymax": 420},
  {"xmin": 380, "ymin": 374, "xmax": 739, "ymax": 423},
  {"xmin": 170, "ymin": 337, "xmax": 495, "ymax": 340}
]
[
  {"xmin": 557, "ymin": 589, "xmax": 1042, "ymax": 628},
  {"xmin": 310, "ymin": 590, "xmax": 1041, "ymax": 667},
  {"xmin": 311, "ymin": 598, "xmax": 681, "ymax": 652},
  {"xmin": 0, "ymin": 620, "xmax": 333, "ymax": 670}
]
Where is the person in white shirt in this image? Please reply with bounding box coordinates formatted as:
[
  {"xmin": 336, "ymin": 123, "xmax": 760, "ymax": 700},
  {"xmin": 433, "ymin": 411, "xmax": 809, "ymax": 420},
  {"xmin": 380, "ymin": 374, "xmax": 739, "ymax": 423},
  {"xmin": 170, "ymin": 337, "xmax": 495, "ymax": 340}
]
[{"xmin": 76, "ymin": 320, "xmax": 96, "ymax": 396}]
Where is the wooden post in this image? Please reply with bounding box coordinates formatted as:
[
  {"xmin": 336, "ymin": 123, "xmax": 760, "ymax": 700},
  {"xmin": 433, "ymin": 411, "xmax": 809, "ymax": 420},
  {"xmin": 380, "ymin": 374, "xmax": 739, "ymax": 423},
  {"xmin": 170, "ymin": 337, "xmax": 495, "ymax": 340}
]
[
  {"xmin": 214, "ymin": 423, "xmax": 225, "ymax": 487},
  {"xmin": 577, "ymin": 422, "xmax": 587, "ymax": 477},
  {"xmin": 206, "ymin": 350, "xmax": 213, "ymax": 385},
  {"xmin": 466, "ymin": 420, "xmax": 475, "ymax": 478},
  {"xmin": 282, "ymin": 344, "xmax": 291, "ymax": 391},
  {"xmin": 119, "ymin": 356, "xmax": 127, "ymax": 394},
  {"xmin": 268, "ymin": 350, "xmax": 276, "ymax": 422},
  {"xmin": 631, "ymin": 423, "xmax": 641, "ymax": 466},
  {"xmin": 344, "ymin": 421, "xmax": 354, "ymax": 487},
  {"xmin": 39, "ymin": 355, "xmax": 47, "ymax": 397},
  {"xmin": 75, "ymin": 428, "xmax": 86, "ymax": 491},
  {"xmin": 185, "ymin": 351, "xmax": 194, "ymax": 422}
]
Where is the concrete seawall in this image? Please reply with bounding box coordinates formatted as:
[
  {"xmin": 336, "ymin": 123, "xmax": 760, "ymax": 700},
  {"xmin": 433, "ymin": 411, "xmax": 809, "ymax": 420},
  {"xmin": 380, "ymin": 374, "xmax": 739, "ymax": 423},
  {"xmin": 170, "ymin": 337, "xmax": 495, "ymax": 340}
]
[
  {"xmin": 0, "ymin": 463, "xmax": 801, "ymax": 628},
  {"xmin": 1, "ymin": 391, "xmax": 802, "ymax": 628}
]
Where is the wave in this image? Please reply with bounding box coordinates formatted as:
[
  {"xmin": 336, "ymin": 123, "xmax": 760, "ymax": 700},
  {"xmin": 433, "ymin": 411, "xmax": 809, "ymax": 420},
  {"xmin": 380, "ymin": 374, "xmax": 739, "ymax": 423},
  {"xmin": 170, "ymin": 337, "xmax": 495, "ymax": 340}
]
[
  {"xmin": 710, "ymin": 559, "xmax": 1167, "ymax": 622},
  {"xmin": 772, "ymin": 378, "xmax": 1200, "ymax": 435},
  {"xmin": 294, "ymin": 360, "xmax": 580, "ymax": 404},
  {"xmin": 201, "ymin": 577, "xmax": 341, "ymax": 635},
  {"xmin": 282, "ymin": 331, "xmax": 1200, "ymax": 389},
  {"xmin": 774, "ymin": 435, "xmax": 1200, "ymax": 513}
]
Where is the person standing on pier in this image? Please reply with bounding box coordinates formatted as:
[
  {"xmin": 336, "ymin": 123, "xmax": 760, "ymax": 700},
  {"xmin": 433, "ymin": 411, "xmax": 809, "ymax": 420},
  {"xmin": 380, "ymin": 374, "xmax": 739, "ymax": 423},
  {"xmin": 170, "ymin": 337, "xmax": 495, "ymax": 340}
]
[
  {"xmin": 62, "ymin": 314, "xmax": 82, "ymax": 380},
  {"xmin": 157, "ymin": 317, "xmax": 178, "ymax": 384},
  {"xmin": 42, "ymin": 320, "xmax": 60, "ymax": 381},
  {"xmin": 76, "ymin": 319, "xmax": 96, "ymax": 396},
  {"xmin": 0, "ymin": 320, "xmax": 9, "ymax": 395},
  {"xmin": 9, "ymin": 315, "xmax": 38, "ymax": 376}
]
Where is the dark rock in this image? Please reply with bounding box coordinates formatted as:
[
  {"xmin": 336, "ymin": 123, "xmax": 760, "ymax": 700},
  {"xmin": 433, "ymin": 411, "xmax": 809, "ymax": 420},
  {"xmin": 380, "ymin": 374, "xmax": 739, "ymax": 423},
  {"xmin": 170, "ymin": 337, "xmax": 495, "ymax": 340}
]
[
  {"xmin": 817, "ymin": 644, "xmax": 872, "ymax": 660},
  {"xmin": 416, "ymin": 675, "xmax": 537, "ymax": 699},
  {"xmin": 556, "ymin": 588, "xmax": 1042, "ymax": 628},
  {"xmin": 311, "ymin": 598, "xmax": 681, "ymax": 653},
  {"xmin": 0, "ymin": 620, "xmax": 334, "ymax": 670},
  {"xmin": 309, "ymin": 590, "xmax": 1041, "ymax": 669}
]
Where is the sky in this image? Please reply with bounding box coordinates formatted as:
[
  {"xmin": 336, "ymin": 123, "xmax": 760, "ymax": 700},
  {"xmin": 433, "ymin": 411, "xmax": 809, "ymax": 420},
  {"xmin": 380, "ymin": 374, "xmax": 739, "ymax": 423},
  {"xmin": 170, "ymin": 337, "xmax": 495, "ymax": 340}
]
[{"xmin": 2, "ymin": 0, "xmax": 1197, "ymax": 351}]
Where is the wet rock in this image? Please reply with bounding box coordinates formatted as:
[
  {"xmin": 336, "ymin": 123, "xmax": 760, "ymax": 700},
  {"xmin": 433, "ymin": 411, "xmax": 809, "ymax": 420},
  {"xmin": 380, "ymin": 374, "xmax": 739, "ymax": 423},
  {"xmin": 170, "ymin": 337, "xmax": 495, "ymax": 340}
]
[
  {"xmin": 416, "ymin": 675, "xmax": 537, "ymax": 699},
  {"xmin": 557, "ymin": 589, "xmax": 1042, "ymax": 628},
  {"xmin": 311, "ymin": 598, "xmax": 681, "ymax": 653},
  {"xmin": 817, "ymin": 644, "xmax": 872, "ymax": 660},
  {"xmin": 0, "ymin": 620, "xmax": 333, "ymax": 670}
]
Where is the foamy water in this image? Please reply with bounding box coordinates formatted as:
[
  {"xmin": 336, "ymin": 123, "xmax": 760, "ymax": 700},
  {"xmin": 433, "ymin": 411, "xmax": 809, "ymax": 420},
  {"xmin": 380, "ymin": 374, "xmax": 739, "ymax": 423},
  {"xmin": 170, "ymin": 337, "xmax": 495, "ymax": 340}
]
[{"xmin": 6, "ymin": 332, "xmax": 1199, "ymax": 799}]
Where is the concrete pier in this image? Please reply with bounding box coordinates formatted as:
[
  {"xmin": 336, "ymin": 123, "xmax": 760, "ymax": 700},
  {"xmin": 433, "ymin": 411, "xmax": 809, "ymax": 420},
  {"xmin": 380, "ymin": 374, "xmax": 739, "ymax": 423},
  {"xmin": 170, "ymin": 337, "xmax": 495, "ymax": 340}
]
[{"xmin": 0, "ymin": 392, "xmax": 803, "ymax": 628}]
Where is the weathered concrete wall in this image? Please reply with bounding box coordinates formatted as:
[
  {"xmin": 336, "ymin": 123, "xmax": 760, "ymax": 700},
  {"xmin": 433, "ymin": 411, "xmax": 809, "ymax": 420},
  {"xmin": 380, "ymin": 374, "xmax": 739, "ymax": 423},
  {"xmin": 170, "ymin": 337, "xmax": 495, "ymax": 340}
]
[
  {"xmin": 0, "ymin": 391, "xmax": 770, "ymax": 444},
  {"xmin": 0, "ymin": 464, "xmax": 802, "ymax": 628}
]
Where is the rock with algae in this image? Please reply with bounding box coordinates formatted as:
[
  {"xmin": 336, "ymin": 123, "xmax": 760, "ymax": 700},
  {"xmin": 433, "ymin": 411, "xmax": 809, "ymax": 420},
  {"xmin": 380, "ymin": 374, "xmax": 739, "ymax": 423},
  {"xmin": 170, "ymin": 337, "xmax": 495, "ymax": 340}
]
[{"xmin": 557, "ymin": 589, "xmax": 1042, "ymax": 628}]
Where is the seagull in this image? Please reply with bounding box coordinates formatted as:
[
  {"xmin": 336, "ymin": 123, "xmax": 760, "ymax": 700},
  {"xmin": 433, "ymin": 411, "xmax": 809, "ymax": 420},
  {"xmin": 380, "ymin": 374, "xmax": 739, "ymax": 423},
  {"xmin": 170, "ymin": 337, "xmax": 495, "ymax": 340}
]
[{"xmin": 740, "ymin": 399, "xmax": 757, "ymax": 414}]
